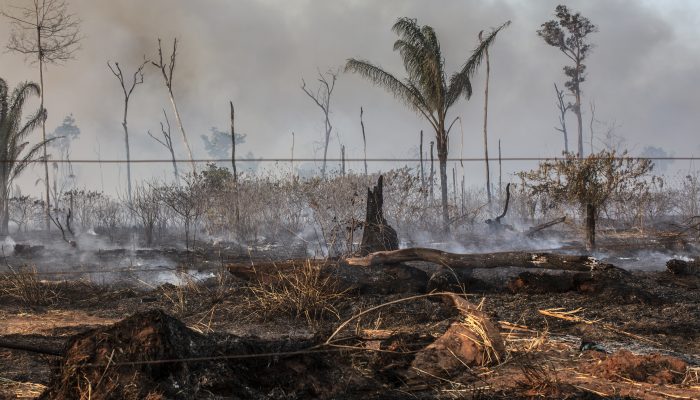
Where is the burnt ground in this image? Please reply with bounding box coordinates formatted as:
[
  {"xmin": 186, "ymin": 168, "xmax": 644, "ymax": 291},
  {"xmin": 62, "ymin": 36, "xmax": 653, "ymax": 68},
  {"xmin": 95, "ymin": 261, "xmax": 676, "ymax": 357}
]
[{"xmin": 0, "ymin": 233, "xmax": 698, "ymax": 399}]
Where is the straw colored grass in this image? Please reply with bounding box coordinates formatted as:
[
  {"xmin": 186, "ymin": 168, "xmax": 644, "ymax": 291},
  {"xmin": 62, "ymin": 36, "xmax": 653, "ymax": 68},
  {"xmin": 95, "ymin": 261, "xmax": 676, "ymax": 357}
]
[{"xmin": 248, "ymin": 260, "xmax": 346, "ymax": 328}]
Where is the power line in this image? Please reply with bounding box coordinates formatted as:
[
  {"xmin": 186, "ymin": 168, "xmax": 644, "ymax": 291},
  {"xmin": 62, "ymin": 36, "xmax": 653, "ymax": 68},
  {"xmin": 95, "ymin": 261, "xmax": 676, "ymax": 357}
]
[{"xmin": 6, "ymin": 156, "xmax": 700, "ymax": 163}]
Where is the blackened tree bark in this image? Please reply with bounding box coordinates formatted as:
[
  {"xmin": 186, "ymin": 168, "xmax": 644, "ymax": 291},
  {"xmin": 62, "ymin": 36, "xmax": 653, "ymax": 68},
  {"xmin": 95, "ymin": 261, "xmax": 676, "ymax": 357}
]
[
  {"xmin": 359, "ymin": 175, "xmax": 398, "ymax": 255},
  {"xmin": 585, "ymin": 203, "xmax": 595, "ymax": 250}
]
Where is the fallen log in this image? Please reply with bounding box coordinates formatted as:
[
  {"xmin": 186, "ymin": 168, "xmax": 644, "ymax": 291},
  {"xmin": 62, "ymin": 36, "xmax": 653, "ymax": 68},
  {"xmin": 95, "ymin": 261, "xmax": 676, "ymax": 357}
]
[
  {"xmin": 0, "ymin": 336, "xmax": 63, "ymax": 356},
  {"xmin": 345, "ymin": 247, "xmax": 616, "ymax": 272},
  {"xmin": 525, "ymin": 216, "xmax": 566, "ymax": 237}
]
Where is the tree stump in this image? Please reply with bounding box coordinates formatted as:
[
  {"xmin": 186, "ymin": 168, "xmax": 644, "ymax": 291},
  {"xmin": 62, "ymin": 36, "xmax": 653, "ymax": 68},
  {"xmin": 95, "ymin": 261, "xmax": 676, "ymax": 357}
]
[{"xmin": 359, "ymin": 175, "xmax": 398, "ymax": 255}]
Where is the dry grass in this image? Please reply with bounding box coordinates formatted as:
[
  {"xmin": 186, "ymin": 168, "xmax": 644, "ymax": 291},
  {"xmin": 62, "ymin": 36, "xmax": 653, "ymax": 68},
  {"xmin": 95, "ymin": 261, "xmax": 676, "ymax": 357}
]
[
  {"xmin": 682, "ymin": 366, "xmax": 700, "ymax": 386},
  {"xmin": 461, "ymin": 312, "xmax": 502, "ymax": 366},
  {"xmin": 500, "ymin": 320, "xmax": 551, "ymax": 354},
  {"xmin": 1, "ymin": 265, "xmax": 61, "ymax": 307},
  {"xmin": 0, "ymin": 377, "xmax": 47, "ymax": 399},
  {"xmin": 515, "ymin": 355, "xmax": 563, "ymax": 397},
  {"xmin": 248, "ymin": 260, "xmax": 346, "ymax": 328},
  {"xmin": 538, "ymin": 307, "xmax": 662, "ymax": 346}
]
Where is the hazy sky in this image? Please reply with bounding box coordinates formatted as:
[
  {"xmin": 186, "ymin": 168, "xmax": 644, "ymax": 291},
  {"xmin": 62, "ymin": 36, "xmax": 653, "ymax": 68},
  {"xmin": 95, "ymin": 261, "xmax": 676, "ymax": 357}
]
[{"xmin": 1, "ymin": 0, "xmax": 699, "ymax": 194}]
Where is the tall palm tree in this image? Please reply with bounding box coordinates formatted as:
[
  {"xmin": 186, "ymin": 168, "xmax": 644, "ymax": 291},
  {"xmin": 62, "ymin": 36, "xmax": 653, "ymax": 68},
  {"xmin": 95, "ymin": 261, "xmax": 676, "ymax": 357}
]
[
  {"xmin": 346, "ymin": 17, "xmax": 509, "ymax": 232},
  {"xmin": 0, "ymin": 78, "xmax": 51, "ymax": 235}
]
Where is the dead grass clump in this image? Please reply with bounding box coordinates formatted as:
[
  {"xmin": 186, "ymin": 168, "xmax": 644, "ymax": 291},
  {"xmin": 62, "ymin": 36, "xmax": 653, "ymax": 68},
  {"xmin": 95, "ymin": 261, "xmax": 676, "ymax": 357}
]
[
  {"xmin": 500, "ymin": 321, "xmax": 550, "ymax": 354},
  {"xmin": 682, "ymin": 366, "xmax": 700, "ymax": 386},
  {"xmin": 248, "ymin": 260, "xmax": 346, "ymax": 327},
  {"xmin": 460, "ymin": 312, "xmax": 503, "ymax": 366},
  {"xmin": 0, "ymin": 377, "xmax": 47, "ymax": 399},
  {"xmin": 515, "ymin": 356, "xmax": 564, "ymax": 398},
  {"xmin": 1, "ymin": 265, "xmax": 61, "ymax": 307},
  {"xmin": 162, "ymin": 273, "xmax": 204, "ymax": 317}
]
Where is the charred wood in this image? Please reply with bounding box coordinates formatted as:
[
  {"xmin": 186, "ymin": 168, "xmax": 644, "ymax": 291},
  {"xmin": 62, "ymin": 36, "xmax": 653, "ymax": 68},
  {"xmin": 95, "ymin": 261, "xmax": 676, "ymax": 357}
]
[{"xmin": 345, "ymin": 247, "xmax": 616, "ymax": 272}]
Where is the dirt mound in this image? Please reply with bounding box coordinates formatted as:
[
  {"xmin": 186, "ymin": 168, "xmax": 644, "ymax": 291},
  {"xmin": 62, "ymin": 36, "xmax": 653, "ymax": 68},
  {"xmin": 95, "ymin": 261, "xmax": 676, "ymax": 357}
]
[
  {"xmin": 39, "ymin": 309, "xmax": 236, "ymax": 399},
  {"xmin": 586, "ymin": 349, "xmax": 688, "ymax": 384},
  {"xmin": 38, "ymin": 309, "xmax": 356, "ymax": 399}
]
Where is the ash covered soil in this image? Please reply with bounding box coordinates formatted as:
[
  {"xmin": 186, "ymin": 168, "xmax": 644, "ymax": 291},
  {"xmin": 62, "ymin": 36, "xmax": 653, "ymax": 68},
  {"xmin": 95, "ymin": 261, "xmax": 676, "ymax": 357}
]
[{"xmin": 0, "ymin": 234, "xmax": 699, "ymax": 399}]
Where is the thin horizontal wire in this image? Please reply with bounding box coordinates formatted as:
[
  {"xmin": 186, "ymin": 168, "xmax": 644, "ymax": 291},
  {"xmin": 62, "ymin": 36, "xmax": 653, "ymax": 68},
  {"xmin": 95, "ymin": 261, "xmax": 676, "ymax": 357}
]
[
  {"xmin": 3, "ymin": 156, "xmax": 699, "ymax": 163},
  {"xmin": 85, "ymin": 348, "xmax": 331, "ymax": 367}
]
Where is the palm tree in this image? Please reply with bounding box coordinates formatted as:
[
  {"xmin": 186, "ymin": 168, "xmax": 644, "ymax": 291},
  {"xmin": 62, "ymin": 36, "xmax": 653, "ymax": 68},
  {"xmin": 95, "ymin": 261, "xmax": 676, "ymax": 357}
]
[
  {"xmin": 346, "ymin": 17, "xmax": 509, "ymax": 232},
  {"xmin": 0, "ymin": 78, "xmax": 51, "ymax": 235}
]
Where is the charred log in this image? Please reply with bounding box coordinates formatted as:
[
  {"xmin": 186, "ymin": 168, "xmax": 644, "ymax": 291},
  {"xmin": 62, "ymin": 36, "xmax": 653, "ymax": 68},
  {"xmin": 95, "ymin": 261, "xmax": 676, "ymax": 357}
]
[
  {"xmin": 526, "ymin": 216, "xmax": 566, "ymax": 237},
  {"xmin": 345, "ymin": 247, "xmax": 617, "ymax": 272}
]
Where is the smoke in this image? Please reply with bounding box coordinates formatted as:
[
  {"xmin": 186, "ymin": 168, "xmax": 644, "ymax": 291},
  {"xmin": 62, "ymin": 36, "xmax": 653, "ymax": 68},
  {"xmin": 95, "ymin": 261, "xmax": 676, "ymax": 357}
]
[{"xmin": 1, "ymin": 0, "xmax": 699, "ymax": 197}]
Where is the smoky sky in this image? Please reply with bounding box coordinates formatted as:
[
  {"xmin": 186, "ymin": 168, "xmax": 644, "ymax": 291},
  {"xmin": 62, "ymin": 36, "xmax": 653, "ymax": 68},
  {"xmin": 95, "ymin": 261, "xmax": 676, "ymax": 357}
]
[{"xmin": 0, "ymin": 0, "xmax": 699, "ymax": 195}]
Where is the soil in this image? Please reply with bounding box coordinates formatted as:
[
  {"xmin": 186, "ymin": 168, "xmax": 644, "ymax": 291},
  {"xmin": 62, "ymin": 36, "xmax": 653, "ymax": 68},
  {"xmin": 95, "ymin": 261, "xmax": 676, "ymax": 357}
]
[{"xmin": 0, "ymin": 232, "xmax": 698, "ymax": 399}]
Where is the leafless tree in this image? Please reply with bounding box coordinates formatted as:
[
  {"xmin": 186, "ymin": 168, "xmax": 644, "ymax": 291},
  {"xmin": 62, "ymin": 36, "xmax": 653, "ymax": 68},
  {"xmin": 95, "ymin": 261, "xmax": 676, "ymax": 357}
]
[
  {"xmin": 301, "ymin": 68, "xmax": 338, "ymax": 178},
  {"xmin": 554, "ymin": 83, "xmax": 571, "ymax": 153},
  {"xmin": 229, "ymin": 101, "xmax": 237, "ymax": 182},
  {"xmin": 360, "ymin": 107, "xmax": 368, "ymax": 176},
  {"xmin": 478, "ymin": 30, "xmax": 492, "ymax": 205},
  {"xmin": 152, "ymin": 38, "xmax": 196, "ymax": 174},
  {"xmin": 2, "ymin": 0, "xmax": 82, "ymax": 230},
  {"xmin": 148, "ymin": 109, "xmax": 179, "ymax": 185},
  {"xmin": 157, "ymin": 174, "xmax": 206, "ymax": 251},
  {"xmin": 419, "ymin": 130, "xmax": 425, "ymax": 192},
  {"xmin": 107, "ymin": 59, "xmax": 148, "ymax": 205},
  {"xmin": 127, "ymin": 183, "xmax": 161, "ymax": 246}
]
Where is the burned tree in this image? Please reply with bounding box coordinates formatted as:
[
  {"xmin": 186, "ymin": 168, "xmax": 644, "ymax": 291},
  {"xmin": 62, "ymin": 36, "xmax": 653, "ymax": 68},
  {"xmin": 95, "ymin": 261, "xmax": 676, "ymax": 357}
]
[
  {"xmin": 2, "ymin": 0, "xmax": 81, "ymax": 230},
  {"xmin": 359, "ymin": 175, "xmax": 398, "ymax": 255},
  {"xmin": 127, "ymin": 183, "xmax": 161, "ymax": 247},
  {"xmin": 360, "ymin": 107, "xmax": 368, "ymax": 176},
  {"xmin": 554, "ymin": 83, "xmax": 571, "ymax": 153},
  {"xmin": 156, "ymin": 174, "xmax": 206, "ymax": 251},
  {"xmin": 301, "ymin": 68, "xmax": 338, "ymax": 178},
  {"xmin": 107, "ymin": 59, "xmax": 148, "ymax": 204},
  {"xmin": 148, "ymin": 109, "xmax": 179, "ymax": 185},
  {"xmin": 518, "ymin": 151, "xmax": 652, "ymax": 250},
  {"xmin": 538, "ymin": 5, "xmax": 597, "ymax": 157},
  {"xmin": 153, "ymin": 38, "xmax": 196, "ymax": 174}
]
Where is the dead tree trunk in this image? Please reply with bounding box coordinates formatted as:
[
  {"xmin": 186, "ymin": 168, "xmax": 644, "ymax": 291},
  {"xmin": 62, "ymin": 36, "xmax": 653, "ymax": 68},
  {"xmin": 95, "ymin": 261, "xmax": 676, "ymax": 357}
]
[
  {"xmin": 359, "ymin": 175, "xmax": 398, "ymax": 255},
  {"xmin": 340, "ymin": 145, "xmax": 346, "ymax": 176},
  {"xmin": 429, "ymin": 141, "xmax": 435, "ymax": 201},
  {"xmin": 346, "ymin": 247, "xmax": 615, "ymax": 272},
  {"xmin": 585, "ymin": 203, "xmax": 596, "ymax": 250},
  {"xmin": 153, "ymin": 38, "xmax": 196, "ymax": 174},
  {"xmin": 360, "ymin": 107, "xmax": 368, "ymax": 176},
  {"xmin": 419, "ymin": 130, "xmax": 425, "ymax": 194},
  {"xmin": 487, "ymin": 183, "xmax": 510, "ymax": 229},
  {"xmin": 230, "ymin": 101, "xmax": 240, "ymax": 224},
  {"xmin": 554, "ymin": 83, "xmax": 570, "ymax": 153}
]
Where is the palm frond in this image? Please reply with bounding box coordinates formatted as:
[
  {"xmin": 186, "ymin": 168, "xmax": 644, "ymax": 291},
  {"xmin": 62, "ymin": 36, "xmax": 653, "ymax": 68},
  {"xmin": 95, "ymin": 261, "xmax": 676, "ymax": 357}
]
[
  {"xmin": 11, "ymin": 138, "xmax": 56, "ymax": 182},
  {"xmin": 446, "ymin": 21, "xmax": 510, "ymax": 108},
  {"xmin": 345, "ymin": 58, "xmax": 429, "ymax": 115},
  {"xmin": 418, "ymin": 25, "xmax": 446, "ymax": 112},
  {"xmin": 16, "ymin": 107, "xmax": 47, "ymax": 142},
  {"xmin": 392, "ymin": 17, "xmax": 425, "ymax": 48}
]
